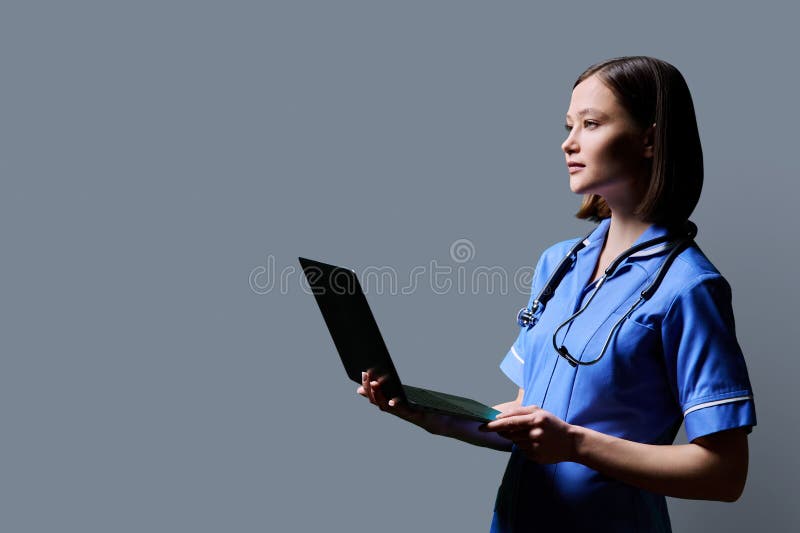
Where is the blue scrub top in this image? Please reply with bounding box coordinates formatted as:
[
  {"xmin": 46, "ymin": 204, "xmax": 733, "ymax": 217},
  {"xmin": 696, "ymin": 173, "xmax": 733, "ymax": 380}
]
[{"xmin": 492, "ymin": 219, "xmax": 756, "ymax": 533}]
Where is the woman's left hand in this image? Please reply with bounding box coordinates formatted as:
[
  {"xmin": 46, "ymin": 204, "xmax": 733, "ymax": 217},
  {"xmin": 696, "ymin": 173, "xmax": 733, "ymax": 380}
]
[{"xmin": 482, "ymin": 405, "xmax": 578, "ymax": 464}]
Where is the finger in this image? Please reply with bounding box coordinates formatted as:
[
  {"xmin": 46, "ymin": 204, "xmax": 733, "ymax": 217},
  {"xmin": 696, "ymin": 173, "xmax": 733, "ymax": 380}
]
[
  {"xmin": 483, "ymin": 418, "xmax": 506, "ymax": 431},
  {"xmin": 525, "ymin": 442, "xmax": 542, "ymax": 463},
  {"xmin": 387, "ymin": 395, "xmax": 408, "ymax": 410},
  {"xmin": 485, "ymin": 414, "xmax": 525, "ymax": 431},
  {"xmin": 357, "ymin": 385, "xmax": 367, "ymax": 397},
  {"xmin": 373, "ymin": 374, "xmax": 389, "ymax": 388},
  {"xmin": 506, "ymin": 427, "xmax": 529, "ymax": 438},
  {"xmin": 362, "ymin": 371, "xmax": 377, "ymax": 404},
  {"xmin": 515, "ymin": 439, "xmax": 532, "ymax": 450},
  {"xmin": 495, "ymin": 405, "xmax": 539, "ymax": 419},
  {"xmin": 371, "ymin": 377, "xmax": 392, "ymax": 410},
  {"xmin": 507, "ymin": 428, "xmax": 531, "ymax": 445},
  {"xmin": 372, "ymin": 374, "xmax": 390, "ymax": 388},
  {"xmin": 394, "ymin": 402, "xmax": 424, "ymax": 424},
  {"xmin": 387, "ymin": 397, "xmax": 417, "ymax": 420}
]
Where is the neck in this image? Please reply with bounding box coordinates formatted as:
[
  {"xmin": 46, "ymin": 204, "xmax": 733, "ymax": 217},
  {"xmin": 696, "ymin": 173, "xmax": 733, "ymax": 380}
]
[
  {"xmin": 600, "ymin": 185, "xmax": 650, "ymax": 250},
  {"xmin": 605, "ymin": 210, "xmax": 651, "ymax": 251}
]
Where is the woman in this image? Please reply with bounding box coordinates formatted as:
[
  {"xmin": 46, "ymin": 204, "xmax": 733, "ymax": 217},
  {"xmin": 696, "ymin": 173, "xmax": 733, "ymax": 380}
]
[{"xmin": 359, "ymin": 56, "xmax": 756, "ymax": 532}]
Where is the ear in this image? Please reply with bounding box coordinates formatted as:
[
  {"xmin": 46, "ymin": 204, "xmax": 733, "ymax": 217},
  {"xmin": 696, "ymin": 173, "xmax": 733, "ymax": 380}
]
[{"xmin": 643, "ymin": 123, "xmax": 656, "ymax": 159}]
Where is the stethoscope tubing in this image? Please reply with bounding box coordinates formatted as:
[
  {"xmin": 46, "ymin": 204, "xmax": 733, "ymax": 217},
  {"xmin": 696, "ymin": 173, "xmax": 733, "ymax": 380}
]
[{"xmin": 519, "ymin": 221, "xmax": 698, "ymax": 367}]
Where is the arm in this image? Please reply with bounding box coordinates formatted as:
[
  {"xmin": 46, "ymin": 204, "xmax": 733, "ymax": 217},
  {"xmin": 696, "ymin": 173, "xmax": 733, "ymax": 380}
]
[
  {"xmin": 484, "ymin": 405, "xmax": 749, "ymax": 502},
  {"xmin": 432, "ymin": 388, "xmax": 524, "ymax": 451},
  {"xmin": 358, "ymin": 370, "xmax": 519, "ymax": 452},
  {"xmin": 572, "ymin": 424, "xmax": 748, "ymax": 502}
]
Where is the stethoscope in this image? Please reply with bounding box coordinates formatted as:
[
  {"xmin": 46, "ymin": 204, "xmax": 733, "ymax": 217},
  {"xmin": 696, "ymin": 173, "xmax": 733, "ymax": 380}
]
[{"xmin": 516, "ymin": 221, "xmax": 698, "ymax": 367}]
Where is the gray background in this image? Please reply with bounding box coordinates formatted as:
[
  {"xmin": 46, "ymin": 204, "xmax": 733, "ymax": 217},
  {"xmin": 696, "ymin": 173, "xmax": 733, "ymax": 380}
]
[{"xmin": 2, "ymin": 1, "xmax": 796, "ymax": 531}]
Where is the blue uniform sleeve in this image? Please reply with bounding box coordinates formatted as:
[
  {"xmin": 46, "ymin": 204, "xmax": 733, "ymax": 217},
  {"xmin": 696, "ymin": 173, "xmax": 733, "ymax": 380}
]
[
  {"xmin": 500, "ymin": 328, "xmax": 528, "ymax": 388},
  {"xmin": 499, "ymin": 251, "xmax": 551, "ymax": 388},
  {"xmin": 661, "ymin": 275, "xmax": 756, "ymax": 442}
]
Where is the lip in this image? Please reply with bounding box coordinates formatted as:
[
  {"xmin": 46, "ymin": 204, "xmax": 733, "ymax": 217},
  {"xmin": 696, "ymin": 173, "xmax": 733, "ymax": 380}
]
[{"xmin": 567, "ymin": 161, "xmax": 585, "ymax": 173}]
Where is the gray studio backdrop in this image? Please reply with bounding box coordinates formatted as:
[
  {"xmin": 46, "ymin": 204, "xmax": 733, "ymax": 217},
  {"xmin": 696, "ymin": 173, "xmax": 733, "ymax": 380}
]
[{"xmin": 2, "ymin": 2, "xmax": 797, "ymax": 532}]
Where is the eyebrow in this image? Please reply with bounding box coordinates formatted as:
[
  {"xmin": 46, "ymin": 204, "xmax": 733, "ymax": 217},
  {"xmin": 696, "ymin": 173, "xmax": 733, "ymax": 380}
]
[{"xmin": 565, "ymin": 107, "xmax": 610, "ymax": 121}]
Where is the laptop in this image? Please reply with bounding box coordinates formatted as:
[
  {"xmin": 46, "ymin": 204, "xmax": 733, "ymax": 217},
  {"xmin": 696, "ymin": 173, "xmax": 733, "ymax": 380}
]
[{"xmin": 299, "ymin": 257, "xmax": 501, "ymax": 423}]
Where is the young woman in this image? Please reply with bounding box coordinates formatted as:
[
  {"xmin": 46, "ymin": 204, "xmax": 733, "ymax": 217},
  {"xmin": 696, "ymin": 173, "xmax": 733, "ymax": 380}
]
[{"xmin": 359, "ymin": 56, "xmax": 756, "ymax": 532}]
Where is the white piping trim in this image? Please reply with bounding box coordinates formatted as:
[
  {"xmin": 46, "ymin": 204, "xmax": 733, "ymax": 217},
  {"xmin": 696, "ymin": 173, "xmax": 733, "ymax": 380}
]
[
  {"xmin": 583, "ymin": 237, "xmax": 676, "ymax": 259},
  {"xmin": 629, "ymin": 241, "xmax": 676, "ymax": 258},
  {"xmin": 511, "ymin": 346, "xmax": 524, "ymax": 365},
  {"xmin": 683, "ymin": 395, "xmax": 753, "ymax": 416}
]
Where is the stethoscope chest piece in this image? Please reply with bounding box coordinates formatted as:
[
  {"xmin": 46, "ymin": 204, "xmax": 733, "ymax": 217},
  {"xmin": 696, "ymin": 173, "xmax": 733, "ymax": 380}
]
[{"xmin": 516, "ymin": 302, "xmax": 540, "ymax": 329}]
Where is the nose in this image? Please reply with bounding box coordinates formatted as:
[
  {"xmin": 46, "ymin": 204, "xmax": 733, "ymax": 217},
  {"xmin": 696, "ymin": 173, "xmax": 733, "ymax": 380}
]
[{"xmin": 561, "ymin": 129, "xmax": 578, "ymax": 155}]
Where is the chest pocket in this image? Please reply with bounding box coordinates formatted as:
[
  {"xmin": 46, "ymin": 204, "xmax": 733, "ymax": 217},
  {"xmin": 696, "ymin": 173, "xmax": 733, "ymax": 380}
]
[
  {"xmin": 570, "ymin": 264, "xmax": 663, "ymax": 370},
  {"xmin": 578, "ymin": 309, "xmax": 661, "ymax": 369}
]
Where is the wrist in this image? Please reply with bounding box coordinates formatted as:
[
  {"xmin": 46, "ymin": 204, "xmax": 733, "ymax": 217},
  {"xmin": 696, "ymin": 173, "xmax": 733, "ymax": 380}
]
[
  {"xmin": 421, "ymin": 413, "xmax": 448, "ymax": 435},
  {"xmin": 393, "ymin": 407, "xmax": 438, "ymax": 433},
  {"xmin": 567, "ymin": 423, "xmax": 588, "ymax": 462}
]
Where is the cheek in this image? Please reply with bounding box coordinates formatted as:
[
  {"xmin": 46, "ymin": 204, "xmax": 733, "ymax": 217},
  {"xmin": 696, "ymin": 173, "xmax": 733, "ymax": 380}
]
[
  {"xmin": 603, "ymin": 133, "xmax": 642, "ymax": 172},
  {"xmin": 595, "ymin": 135, "xmax": 641, "ymax": 178}
]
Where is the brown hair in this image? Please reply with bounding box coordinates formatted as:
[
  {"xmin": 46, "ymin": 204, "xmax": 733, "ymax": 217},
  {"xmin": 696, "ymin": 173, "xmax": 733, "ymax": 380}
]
[{"xmin": 573, "ymin": 56, "xmax": 703, "ymax": 228}]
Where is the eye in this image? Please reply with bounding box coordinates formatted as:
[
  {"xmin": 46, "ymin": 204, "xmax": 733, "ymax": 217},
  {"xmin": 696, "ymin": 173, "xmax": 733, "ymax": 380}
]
[
  {"xmin": 583, "ymin": 120, "xmax": 599, "ymax": 128},
  {"xmin": 564, "ymin": 124, "xmax": 573, "ymax": 132}
]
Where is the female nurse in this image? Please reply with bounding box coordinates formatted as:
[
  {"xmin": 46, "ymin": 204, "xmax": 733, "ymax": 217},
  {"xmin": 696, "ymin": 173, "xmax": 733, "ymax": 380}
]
[{"xmin": 358, "ymin": 56, "xmax": 756, "ymax": 532}]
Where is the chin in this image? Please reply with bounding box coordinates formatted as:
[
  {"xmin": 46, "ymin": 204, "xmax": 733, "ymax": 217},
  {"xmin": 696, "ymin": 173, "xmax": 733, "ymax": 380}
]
[
  {"xmin": 569, "ymin": 177, "xmax": 593, "ymax": 195},
  {"xmin": 570, "ymin": 176, "xmax": 615, "ymax": 197}
]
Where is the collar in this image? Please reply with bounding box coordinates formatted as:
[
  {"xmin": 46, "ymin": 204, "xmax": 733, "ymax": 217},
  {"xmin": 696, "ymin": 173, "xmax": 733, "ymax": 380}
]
[{"xmin": 581, "ymin": 218, "xmax": 677, "ymax": 261}]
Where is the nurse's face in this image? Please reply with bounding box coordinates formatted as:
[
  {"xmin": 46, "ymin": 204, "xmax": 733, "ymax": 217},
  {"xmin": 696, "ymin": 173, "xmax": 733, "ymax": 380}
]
[{"xmin": 561, "ymin": 75, "xmax": 653, "ymax": 203}]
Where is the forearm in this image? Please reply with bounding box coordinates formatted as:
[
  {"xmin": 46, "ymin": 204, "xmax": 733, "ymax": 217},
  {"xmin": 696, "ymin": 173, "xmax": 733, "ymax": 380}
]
[
  {"xmin": 406, "ymin": 400, "xmax": 523, "ymax": 452},
  {"xmin": 432, "ymin": 417, "xmax": 513, "ymax": 451},
  {"xmin": 570, "ymin": 426, "xmax": 748, "ymax": 502},
  {"xmin": 368, "ymin": 379, "xmax": 522, "ymax": 452},
  {"xmin": 405, "ymin": 393, "xmax": 522, "ymax": 451},
  {"xmin": 393, "ymin": 409, "xmax": 512, "ymax": 451}
]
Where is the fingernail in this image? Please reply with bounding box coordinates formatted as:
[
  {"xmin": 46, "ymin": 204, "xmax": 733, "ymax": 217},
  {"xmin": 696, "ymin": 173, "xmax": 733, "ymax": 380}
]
[
  {"xmin": 388, "ymin": 400, "xmax": 395, "ymax": 407},
  {"xmin": 370, "ymin": 381, "xmax": 378, "ymax": 387}
]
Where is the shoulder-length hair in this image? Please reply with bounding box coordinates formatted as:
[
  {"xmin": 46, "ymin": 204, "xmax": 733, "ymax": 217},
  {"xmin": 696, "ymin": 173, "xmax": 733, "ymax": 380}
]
[{"xmin": 573, "ymin": 56, "xmax": 703, "ymax": 228}]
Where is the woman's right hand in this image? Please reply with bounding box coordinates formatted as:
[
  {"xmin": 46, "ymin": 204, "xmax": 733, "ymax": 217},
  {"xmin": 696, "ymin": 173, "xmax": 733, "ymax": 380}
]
[
  {"xmin": 357, "ymin": 370, "xmax": 516, "ymax": 451},
  {"xmin": 357, "ymin": 370, "xmax": 433, "ymax": 429}
]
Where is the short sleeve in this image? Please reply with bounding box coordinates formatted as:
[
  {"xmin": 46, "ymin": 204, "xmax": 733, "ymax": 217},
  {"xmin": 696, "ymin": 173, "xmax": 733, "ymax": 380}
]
[
  {"xmin": 499, "ymin": 250, "xmax": 552, "ymax": 388},
  {"xmin": 500, "ymin": 328, "xmax": 528, "ymax": 388},
  {"xmin": 662, "ymin": 275, "xmax": 757, "ymax": 442}
]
